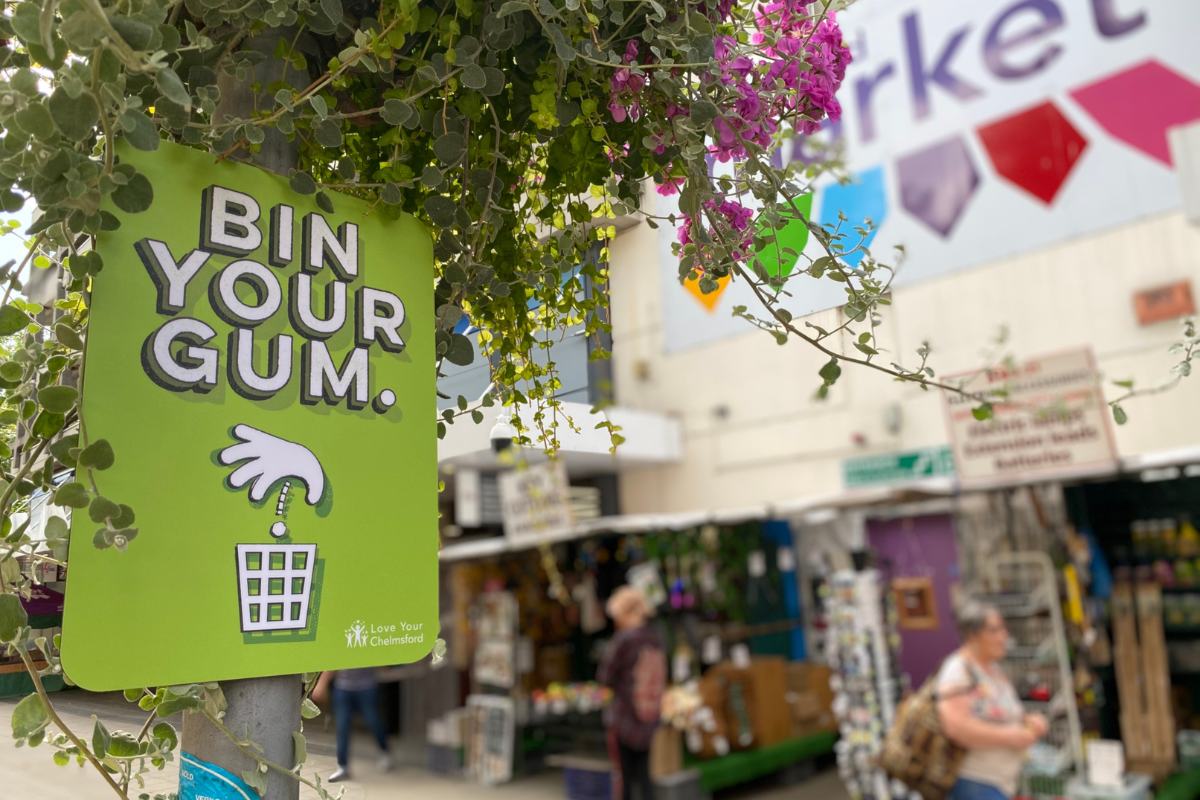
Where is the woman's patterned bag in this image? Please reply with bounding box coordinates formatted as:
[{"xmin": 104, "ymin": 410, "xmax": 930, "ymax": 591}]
[{"xmin": 878, "ymin": 675, "xmax": 970, "ymax": 800}]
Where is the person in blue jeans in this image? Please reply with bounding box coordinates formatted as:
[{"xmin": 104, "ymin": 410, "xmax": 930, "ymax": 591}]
[
  {"xmin": 313, "ymin": 668, "xmax": 393, "ymax": 783},
  {"xmin": 937, "ymin": 601, "xmax": 1049, "ymax": 800}
]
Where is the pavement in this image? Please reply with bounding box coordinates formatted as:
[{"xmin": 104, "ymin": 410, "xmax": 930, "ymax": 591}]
[{"xmin": 0, "ymin": 688, "xmax": 850, "ymax": 800}]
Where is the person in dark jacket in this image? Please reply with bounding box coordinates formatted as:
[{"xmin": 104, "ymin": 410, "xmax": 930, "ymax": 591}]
[{"xmin": 597, "ymin": 586, "xmax": 666, "ymax": 800}]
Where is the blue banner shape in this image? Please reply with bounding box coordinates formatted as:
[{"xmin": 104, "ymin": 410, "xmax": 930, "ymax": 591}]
[{"xmin": 179, "ymin": 751, "xmax": 258, "ymax": 800}]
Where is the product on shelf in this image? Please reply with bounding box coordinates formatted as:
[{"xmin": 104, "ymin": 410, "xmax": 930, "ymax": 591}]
[
  {"xmin": 530, "ymin": 681, "xmax": 611, "ymax": 716},
  {"xmin": 827, "ymin": 569, "xmax": 902, "ymax": 800}
]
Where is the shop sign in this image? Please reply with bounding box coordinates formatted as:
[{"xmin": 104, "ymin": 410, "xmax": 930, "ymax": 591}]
[
  {"xmin": 842, "ymin": 446, "xmax": 955, "ymax": 487},
  {"xmin": 942, "ymin": 348, "xmax": 1118, "ymax": 486},
  {"xmin": 61, "ymin": 142, "xmax": 437, "ymax": 690},
  {"xmin": 1134, "ymin": 280, "xmax": 1194, "ymax": 326},
  {"xmin": 498, "ymin": 461, "xmax": 573, "ymax": 544}
]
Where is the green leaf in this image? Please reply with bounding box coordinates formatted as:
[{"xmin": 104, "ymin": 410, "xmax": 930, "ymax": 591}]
[
  {"xmin": 79, "ymin": 439, "xmax": 115, "ymax": 470},
  {"xmin": 421, "ymin": 165, "xmax": 444, "ymax": 189},
  {"xmin": 0, "ymin": 362, "xmax": 22, "ymax": 381},
  {"xmin": 424, "ymin": 196, "xmax": 456, "ymax": 228},
  {"xmin": 320, "ymin": 0, "xmax": 343, "ymax": 26},
  {"xmin": 380, "ymin": 99, "xmax": 413, "ymax": 126},
  {"xmin": 433, "ymin": 132, "xmax": 467, "ymax": 164},
  {"xmin": 49, "ymin": 88, "xmax": 100, "ymax": 141},
  {"xmin": 15, "ymin": 103, "xmax": 55, "ymax": 139},
  {"xmin": 152, "ymin": 722, "xmax": 178, "ymax": 751},
  {"xmin": 445, "ymin": 333, "xmax": 474, "ymax": 366},
  {"xmin": 314, "ymin": 119, "xmax": 343, "ymax": 148},
  {"xmin": 315, "ymin": 191, "xmax": 335, "ymax": 214},
  {"xmin": 818, "ymin": 358, "xmax": 841, "ymax": 384},
  {"xmin": 0, "ymin": 593, "xmax": 28, "ymax": 643},
  {"xmin": 155, "ymin": 67, "xmax": 191, "ymax": 109},
  {"xmin": 54, "ymin": 322, "xmax": 84, "ymax": 350},
  {"xmin": 123, "ymin": 688, "xmax": 142, "ymax": 703},
  {"xmin": 301, "ymin": 698, "xmax": 321, "ymax": 719},
  {"xmin": 112, "ymin": 173, "xmax": 154, "ymax": 213},
  {"xmin": 853, "ymin": 341, "xmax": 877, "ymax": 356},
  {"xmin": 112, "ymin": 504, "xmax": 135, "ymax": 529},
  {"xmin": 0, "ymin": 305, "xmax": 31, "ymax": 336},
  {"xmin": 38, "ymin": 385, "xmax": 77, "ymax": 413},
  {"xmin": 289, "ymin": 172, "xmax": 316, "ymax": 195},
  {"xmin": 380, "ymin": 183, "xmax": 402, "ymax": 205},
  {"xmin": 92, "ymin": 719, "xmax": 112, "ymax": 758},
  {"xmin": 10, "ymin": 693, "xmax": 48, "ymax": 740},
  {"xmin": 972, "ymin": 403, "xmax": 994, "ymax": 421},
  {"xmin": 481, "ymin": 67, "xmax": 506, "ymax": 97},
  {"xmin": 107, "ymin": 15, "xmax": 153, "ymax": 50},
  {"xmin": 45, "ymin": 515, "xmax": 69, "ymax": 541},
  {"xmin": 471, "ymin": 409, "xmax": 483, "ymax": 424},
  {"xmin": 242, "ymin": 765, "xmax": 268, "ymax": 796},
  {"xmin": 309, "ymin": 95, "xmax": 328, "ymax": 119},
  {"xmin": 1112, "ymin": 405, "xmax": 1128, "ymax": 426},
  {"xmin": 437, "ymin": 304, "xmax": 464, "ymax": 328},
  {"xmin": 89, "ymin": 495, "xmax": 120, "ymax": 523},
  {"xmin": 52, "ymin": 481, "xmax": 90, "ymax": 509},
  {"xmin": 119, "ymin": 109, "xmax": 159, "ymax": 151},
  {"xmin": 497, "ymin": 0, "xmax": 529, "ymax": 16},
  {"xmin": 53, "ymin": 750, "xmax": 69, "ymax": 766},
  {"xmin": 10, "ymin": 3, "xmax": 42, "ymax": 43},
  {"xmin": 49, "ymin": 433, "xmax": 79, "ymax": 466},
  {"xmin": 31, "ymin": 411, "xmax": 64, "ymax": 438},
  {"xmin": 154, "ymin": 693, "xmax": 202, "ymax": 717},
  {"xmin": 689, "ymin": 100, "xmax": 719, "ymax": 127},
  {"xmin": 461, "ymin": 63, "xmax": 487, "ymax": 90},
  {"xmin": 292, "ymin": 731, "xmax": 308, "ymax": 766},
  {"xmin": 108, "ymin": 730, "xmax": 140, "ymax": 757}
]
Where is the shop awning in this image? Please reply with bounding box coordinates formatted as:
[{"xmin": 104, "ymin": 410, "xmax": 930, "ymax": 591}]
[
  {"xmin": 438, "ymin": 401, "xmax": 683, "ymax": 477},
  {"xmin": 437, "ymin": 478, "xmax": 957, "ymax": 562}
]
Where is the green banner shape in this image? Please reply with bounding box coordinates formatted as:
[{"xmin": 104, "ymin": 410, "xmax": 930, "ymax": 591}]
[{"xmin": 61, "ymin": 142, "xmax": 437, "ymax": 690}]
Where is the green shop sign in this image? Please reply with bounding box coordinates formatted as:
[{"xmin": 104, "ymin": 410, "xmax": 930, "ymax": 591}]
[
  {"xmin": 842, "ymin": 446, "xmax": 956, "ymax": 488},
  {"xmin": 61, "ymin": 143, "xmax": 437, "ymax": 690}
]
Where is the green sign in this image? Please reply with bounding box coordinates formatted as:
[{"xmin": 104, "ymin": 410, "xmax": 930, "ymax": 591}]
[
  {"xmin": 842, "ymin": 446, "xmax": 955, "ymax": 488},
  {"xmin": 61, "ymin": 142, "xmax": 437, "ymax": 690}
]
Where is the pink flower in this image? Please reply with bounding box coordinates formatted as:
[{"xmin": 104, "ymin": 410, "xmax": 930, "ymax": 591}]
[
  {"xmin": 656, "ymin": 176, "xmax": 685, "ymax": 196},
  {"xmin": 677, "ymin": 199, "xmax": 756, "ymax": 263}
]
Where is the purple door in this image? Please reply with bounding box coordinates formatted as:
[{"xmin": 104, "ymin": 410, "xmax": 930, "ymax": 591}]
[{"xmin": 867, "ymin": 514, "xmax": 962, "ymax": 688}]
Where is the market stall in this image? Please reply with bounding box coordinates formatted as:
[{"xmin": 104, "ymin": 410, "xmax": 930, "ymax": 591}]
[{"xmin": 429, "ymin": 518, "xmax": 839, "ymax": 795}]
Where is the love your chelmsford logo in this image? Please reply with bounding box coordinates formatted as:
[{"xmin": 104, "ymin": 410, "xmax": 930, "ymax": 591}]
[{"xmin": 344, "ymin": 620, "xmax": 425, "ymax": 648}]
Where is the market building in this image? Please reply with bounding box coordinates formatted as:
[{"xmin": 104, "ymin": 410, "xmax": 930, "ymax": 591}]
[{"xmin": 423, "ymin": 1, "xmax": 1200, "ymax": 798}]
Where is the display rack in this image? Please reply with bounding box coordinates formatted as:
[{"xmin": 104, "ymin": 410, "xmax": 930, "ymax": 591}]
[
  {"xmin": 973, "ymin": 552, "xmax": 1083, "ymax": 798},
  {"xmin": 826, "ymin": 569, "xmax": 902, "ymax": 800}
]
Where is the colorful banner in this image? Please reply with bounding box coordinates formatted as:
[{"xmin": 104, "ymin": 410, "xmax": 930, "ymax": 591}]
[
  {"xmin": 660, "ymin": 0, "xmax": 1200, "ymax": 352},
  {"xmin": 61, "ymin": 142, "xmax": 437, "ymax": 690}
]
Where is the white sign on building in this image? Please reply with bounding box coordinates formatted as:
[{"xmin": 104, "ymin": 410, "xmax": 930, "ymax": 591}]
[
  {"xmin": 942, "ymin": 348, "xmax": 1118, "ymax": 485},
  {"xmin": 498, "ymin": 461, "xmax": 574, "ymax": 544}
]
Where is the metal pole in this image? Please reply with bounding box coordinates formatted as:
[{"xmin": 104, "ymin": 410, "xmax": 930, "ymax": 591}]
[{"xmin": 180, "ymin": 28, "xmax": 303, "ymax": 800}]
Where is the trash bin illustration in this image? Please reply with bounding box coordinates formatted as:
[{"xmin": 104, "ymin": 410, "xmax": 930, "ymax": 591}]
[
  {"xmin": 219, "ymin": 424, "xmax": 329, "ymax": 635},
  {"xmin": 236, "ymin": 543, "xmax": 318, "ymax": 632}
]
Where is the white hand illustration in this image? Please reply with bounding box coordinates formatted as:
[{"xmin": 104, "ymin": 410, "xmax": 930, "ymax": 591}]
[{"xmin": 218, "ymin": 424, "xmax": 326, "ymax": 505}]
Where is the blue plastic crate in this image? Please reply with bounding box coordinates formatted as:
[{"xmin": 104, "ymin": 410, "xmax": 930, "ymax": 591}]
[{"xmin": 564, "ymin": 765, "xmax": 613, "ymax": 800}]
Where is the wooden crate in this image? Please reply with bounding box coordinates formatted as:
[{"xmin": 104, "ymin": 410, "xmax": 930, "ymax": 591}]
[
  {"xmin": 1136, "ymin": 583, "xmax": 1176, "ymax": 763},
  {"xmin": 1112, "ymin": 583, "xmax": 1151, "ymax": 760}
]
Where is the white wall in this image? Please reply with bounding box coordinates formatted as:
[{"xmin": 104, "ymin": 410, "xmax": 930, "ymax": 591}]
[{"xmin": 608, "ymin": 198, "xmax": 1200, "ymax": 515}]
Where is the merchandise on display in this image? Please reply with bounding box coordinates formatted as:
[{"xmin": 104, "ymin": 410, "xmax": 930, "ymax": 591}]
[{"xmin": 826, "ymin": 569, "xmax": 902, "ymax": 800}]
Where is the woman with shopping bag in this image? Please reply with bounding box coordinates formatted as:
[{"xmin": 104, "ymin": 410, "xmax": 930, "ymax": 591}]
[{"xmin": 881, "ymin": 601, "xmax": 1048, "ymax": 800}]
